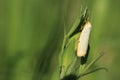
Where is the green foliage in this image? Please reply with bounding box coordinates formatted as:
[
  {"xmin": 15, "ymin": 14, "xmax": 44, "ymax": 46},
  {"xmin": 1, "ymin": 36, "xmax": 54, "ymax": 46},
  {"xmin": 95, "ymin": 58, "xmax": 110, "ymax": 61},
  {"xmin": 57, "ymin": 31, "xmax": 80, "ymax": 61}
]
[
  {"xmin": 0, "ymin": 0, "xmax": 120, "ymax": 80},
  {"xmin": 59, "ymin": 9, "xmax": 106, "ymax": 80}
]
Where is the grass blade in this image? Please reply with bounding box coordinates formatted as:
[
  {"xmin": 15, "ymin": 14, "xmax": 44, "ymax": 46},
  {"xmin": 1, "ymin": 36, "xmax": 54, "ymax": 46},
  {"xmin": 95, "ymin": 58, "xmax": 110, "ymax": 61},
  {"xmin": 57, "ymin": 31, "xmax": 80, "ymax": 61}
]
[{"xmin": 83, "ymin": 52, "xmax": 104, "ymax": 73}]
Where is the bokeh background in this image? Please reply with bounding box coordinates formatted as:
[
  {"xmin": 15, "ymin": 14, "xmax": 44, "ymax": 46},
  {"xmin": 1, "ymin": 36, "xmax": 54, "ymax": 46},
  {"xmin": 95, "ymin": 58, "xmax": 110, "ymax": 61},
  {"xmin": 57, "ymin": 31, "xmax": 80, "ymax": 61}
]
[{"xmin": 0, "ymin": 0, "xmax": 120, "ymax": 80}]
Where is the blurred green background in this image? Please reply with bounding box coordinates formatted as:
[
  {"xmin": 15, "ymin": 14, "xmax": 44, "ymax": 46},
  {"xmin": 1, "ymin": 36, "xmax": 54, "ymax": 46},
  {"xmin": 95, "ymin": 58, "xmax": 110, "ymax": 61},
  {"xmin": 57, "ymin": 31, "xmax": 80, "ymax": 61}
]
[{"xmin": 0, "ymin": 0, "xmax": 120, "ymax": 80}]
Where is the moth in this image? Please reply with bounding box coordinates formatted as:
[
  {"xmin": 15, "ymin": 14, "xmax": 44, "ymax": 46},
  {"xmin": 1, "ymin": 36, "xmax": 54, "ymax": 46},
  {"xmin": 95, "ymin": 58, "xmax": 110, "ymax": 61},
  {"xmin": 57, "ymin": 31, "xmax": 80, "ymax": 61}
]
[{"xmin": 77, "ymin": 21, "xmax": 92, "ymax": 57}]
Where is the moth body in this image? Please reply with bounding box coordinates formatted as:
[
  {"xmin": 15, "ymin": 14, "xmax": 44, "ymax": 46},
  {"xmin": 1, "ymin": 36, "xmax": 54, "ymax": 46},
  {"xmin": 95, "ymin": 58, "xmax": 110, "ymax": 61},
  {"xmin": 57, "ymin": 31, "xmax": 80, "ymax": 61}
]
[{"xmin": 77, "ymin": 21, "xmax": 92, "ymax": 57}]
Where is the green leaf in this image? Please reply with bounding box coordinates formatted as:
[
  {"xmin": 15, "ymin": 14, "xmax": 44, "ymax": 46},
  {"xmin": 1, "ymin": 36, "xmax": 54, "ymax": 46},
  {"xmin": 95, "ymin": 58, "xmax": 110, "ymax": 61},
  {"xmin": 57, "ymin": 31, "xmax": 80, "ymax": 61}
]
[
  {"xmin": 60, "ymin": 8, "xmax": 90, "ymax": 79},
  {"xmin": 66, "ymin": 17, "xmax": 81, "ymax": 38},
  {"xmin": 78, "ymin": 67, "xmax": 108, "ymax": 78},
  {"xmin": 83, "ymin": 52, "xmax": 104, "ymax": 73},
  {"xmin": 66, "ymin": 8, "xmax": 89, "ymax": 39}
]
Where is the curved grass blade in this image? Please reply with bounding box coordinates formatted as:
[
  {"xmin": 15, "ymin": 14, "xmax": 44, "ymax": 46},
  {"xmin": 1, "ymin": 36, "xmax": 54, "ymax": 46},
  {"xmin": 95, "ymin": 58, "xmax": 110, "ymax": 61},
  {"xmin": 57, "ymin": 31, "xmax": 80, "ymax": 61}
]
[
  {"xmin": 82, "ymin": 52, "xmax": 104, "ymax": 73},
  {"xmin": 77, "ymin": 67, "xmax": 108, "ymax": 79},
  {"xmin": 67, "ymin": 8, "xmax": 89, "ymax": 38}
]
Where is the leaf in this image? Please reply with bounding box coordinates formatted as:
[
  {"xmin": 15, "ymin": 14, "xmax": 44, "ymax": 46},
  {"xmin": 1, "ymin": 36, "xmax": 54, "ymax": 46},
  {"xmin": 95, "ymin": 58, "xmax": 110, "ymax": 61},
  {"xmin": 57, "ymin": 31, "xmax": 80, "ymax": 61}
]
[
  {"xmin": 66, "ymin": 8, "xmax": 89, "ymax": 39},
  {"xmin": 83, "ymin": 52, "xmax": 104, "ymax": 73},
  {"xmin": 67, "ymin": 17, "xmax": 81, "ymax": 38},
  {"xmin": 65, "ymin": 57, "xmax": 78, "ymax": 75},
  {"xmin": 78, "ymin": 67, "xmax": 108, "ymax": 78},
  {"xmin": 60, "ymin": 8, "xmax": 90, "ymax": 80}
]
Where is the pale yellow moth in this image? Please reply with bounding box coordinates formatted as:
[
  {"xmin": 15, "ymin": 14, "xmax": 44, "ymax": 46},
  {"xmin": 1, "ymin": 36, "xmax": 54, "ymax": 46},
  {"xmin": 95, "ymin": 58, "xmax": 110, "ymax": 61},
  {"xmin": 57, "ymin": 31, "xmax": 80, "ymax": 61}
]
[{"xmin": 77, "ymin": 21, "xmax": 92, "ymax": 57}]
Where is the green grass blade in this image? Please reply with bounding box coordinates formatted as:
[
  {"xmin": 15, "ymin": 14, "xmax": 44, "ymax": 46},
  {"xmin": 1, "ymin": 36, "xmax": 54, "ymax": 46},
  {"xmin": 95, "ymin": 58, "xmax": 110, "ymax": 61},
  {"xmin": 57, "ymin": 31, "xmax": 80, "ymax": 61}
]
[
  {"xmin": 66, "ymin": 17, "xmax": 81, "ymax": 38},
  {"xmin": 78, "ymin": 67, "xmax": 108, "ymax": 79},
  {"xmin": 83, "ymin": 52, "xmax": 104, "ymax": 73}
]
